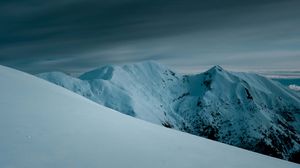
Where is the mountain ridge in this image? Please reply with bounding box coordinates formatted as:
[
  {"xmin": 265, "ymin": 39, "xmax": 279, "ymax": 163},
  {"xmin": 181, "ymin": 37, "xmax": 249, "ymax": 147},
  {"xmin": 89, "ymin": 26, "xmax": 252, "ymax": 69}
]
[
  {"xmin": 37, "ymin": 61, "xmax": 300, "ymax": 162},
  {"xmin": 3, "ymin": 64, "xmax": 300, "ymax": 167}
]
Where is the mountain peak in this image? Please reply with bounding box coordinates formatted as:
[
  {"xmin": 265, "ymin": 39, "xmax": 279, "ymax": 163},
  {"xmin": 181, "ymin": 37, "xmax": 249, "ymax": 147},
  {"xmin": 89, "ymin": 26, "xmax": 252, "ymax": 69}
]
[
  {"xmin": 79, "ymin": 65, "xmax": 115, "ymax": 80},
  {"xmin": 204, "ymin": 65, "xmax": 226, "ymax": 77},
  {"xmin": 3, "ymin": 65, "xmax": 298, "ymax": 168},
  {"xmin": 37, "ymin": 61, "xmax": 300, "ymax": 163},
  {"xmin": 210, "ymin": 65, "xmax": 224, "ymax": 72},
  {"xmin": 79, "ymin": 60, "xmax": 169, "ymax": 81}
]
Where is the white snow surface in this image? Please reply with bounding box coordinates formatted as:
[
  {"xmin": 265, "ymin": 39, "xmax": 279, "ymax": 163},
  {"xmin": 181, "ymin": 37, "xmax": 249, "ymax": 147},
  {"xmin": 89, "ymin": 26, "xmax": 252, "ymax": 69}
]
[
  {"xmin": 38, "ymin": 61, "xmax": 300, "ymax": 161},
  {"xmin": 0, "ymin": 65, "xmax": 299, "ymax": 167}
]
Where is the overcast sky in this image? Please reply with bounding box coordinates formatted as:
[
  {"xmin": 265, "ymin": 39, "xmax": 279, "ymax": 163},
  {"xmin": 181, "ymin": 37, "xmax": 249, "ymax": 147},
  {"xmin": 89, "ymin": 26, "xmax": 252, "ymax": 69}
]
[{"xmin": 0, "ymin": 0, "xmax": 300, "ymax": 74}]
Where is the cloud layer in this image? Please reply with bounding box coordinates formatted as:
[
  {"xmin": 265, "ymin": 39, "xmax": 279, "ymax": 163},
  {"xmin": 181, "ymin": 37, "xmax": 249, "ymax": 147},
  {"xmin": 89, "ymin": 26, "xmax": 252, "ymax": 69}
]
[{"xmin": 0, "ymin": 0, "xmax": 300, "ymax": 73}]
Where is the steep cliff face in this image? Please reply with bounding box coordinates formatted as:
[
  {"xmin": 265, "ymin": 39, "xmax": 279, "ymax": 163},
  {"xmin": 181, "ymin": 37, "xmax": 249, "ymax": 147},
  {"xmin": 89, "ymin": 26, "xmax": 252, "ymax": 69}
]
[{"xmin": 38, "ymin": 61, "xmax": 300, "ymax": 162}]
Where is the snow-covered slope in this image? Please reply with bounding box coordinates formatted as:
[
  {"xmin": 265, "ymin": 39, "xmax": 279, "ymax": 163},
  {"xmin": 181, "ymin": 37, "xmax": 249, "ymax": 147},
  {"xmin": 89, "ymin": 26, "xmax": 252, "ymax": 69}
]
[
  {"xmin": 38, "ymin": 61, "xmax": 300, "ymax": 162},
  {"xmin": 2, "ymin": 65, "xmax": 299, "ymax": 167}
]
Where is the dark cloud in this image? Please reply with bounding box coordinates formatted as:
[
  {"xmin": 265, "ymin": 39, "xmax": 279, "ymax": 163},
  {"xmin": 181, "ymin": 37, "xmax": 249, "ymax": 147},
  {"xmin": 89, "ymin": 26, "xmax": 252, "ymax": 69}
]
[{"xmin": 0, "ymin": 0, "xmax": 299, "ymax": 73}]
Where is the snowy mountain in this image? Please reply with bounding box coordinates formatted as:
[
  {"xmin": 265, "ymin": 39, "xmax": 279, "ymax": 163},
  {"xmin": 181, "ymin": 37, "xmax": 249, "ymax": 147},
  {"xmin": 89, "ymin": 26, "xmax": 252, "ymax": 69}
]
[
  {"xmin": 2, "ymin": 65, "xmax": 299, "ymax": 167},
  {"xmin": 38, "ymin": 61, "xmax": 300, "ymax": 163}
]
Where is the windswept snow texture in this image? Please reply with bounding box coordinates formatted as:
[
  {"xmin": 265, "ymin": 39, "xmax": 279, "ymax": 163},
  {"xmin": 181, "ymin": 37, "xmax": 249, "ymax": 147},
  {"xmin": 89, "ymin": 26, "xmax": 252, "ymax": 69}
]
[
  {"xmin": 2, "ymin": 65, "xmax": 299, "ymax": 168},
  {"xmin": 38, "ymin": 61, "xmax": 300, "ymax": 163}
]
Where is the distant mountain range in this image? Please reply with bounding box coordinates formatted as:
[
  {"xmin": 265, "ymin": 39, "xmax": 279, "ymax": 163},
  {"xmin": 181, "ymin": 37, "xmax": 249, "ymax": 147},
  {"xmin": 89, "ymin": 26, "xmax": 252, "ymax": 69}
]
[{"xmin": 38, "ymin": 61, "xmax": 300, "ymax": 163}]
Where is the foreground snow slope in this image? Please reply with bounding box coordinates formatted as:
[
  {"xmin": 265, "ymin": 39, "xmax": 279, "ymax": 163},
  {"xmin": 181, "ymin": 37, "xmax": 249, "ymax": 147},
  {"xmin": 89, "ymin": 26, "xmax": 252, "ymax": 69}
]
[
  {"xmin": 38, "ymin": 61, "xmax": 300, "ymax": 162},
  {"xmin": 0, "ymin": 65, "xmax": 298, "ymax": 167}
]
